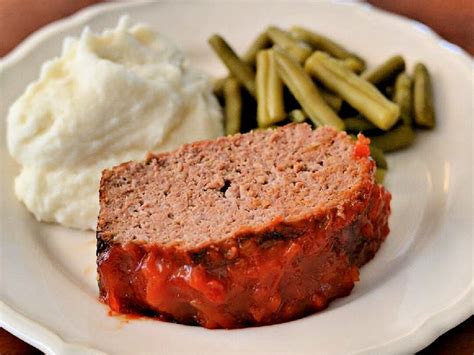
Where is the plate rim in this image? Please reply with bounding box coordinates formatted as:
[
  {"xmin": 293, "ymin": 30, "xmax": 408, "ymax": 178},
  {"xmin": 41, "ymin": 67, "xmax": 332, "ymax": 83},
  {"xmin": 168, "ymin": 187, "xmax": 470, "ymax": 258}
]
[{"xmin": 0, "ymin": 1, "xmax": 472, "ymax": 354}]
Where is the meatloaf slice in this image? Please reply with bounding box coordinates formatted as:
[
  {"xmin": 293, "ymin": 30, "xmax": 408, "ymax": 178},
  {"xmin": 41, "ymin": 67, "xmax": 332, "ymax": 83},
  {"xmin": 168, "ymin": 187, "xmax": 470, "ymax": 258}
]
[{"xmin": 97, "ymin": 123, "xmax": 391, "ymax": 329}]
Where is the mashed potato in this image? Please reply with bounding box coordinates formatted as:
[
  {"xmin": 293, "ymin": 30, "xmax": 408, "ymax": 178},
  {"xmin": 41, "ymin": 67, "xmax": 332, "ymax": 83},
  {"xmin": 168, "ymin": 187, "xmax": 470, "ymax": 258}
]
[{"xmin": 7, "ymin": 17, "xmax": 223, "ymax": 230}]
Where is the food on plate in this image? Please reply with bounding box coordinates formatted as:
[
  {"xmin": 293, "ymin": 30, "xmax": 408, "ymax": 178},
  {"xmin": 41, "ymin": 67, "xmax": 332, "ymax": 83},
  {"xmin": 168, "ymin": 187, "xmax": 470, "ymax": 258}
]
[
  {"xmin": 392, "ymin": 72, "xmax": 413, "ymax": 126},
  {"xmin": 208, "ymin": 34, "xmax": 256, "ymax": 96},
  {"xmin": 288, "ymin": 108, "xmax": 307, "ymax": 123},
  {"xmin": 369, "ymin": 125, "xmax": 416, "ymax": 152},
  {"xmin": 6, "ymin": 17, "xmax": 223, "ymax": 230},
  {"xmin": 96, "ymin": 124, "xmax": 391, "ymax": 329},
  {"xmin": 320, "ymin": 89, "xmax": 343, "ymax": 112},
  {"xmin": 374, "ymin": 167, "xmax": 387, "ymax": 185},
  {"xmin": 212, "ymin": 32, "xmax": 272, "ymax": 98},
  {"xmin": 289, "ymin": 26, "xmax": 365, "ymax": 71},
  {"xmin": 256, "ymin": 50, "xmax": 286, "ymax": 127},
  {"xmin": 305, "ymin": 51, "xmax": 400, "ymax": 131},
  {"xmin": 266, "ymin": 26, "xmax": 312, "ymax": 64},
  {"xmin": 209, "ymin": 26, "xmax": 436, "ymax": 184},
  {"xmin": 242, "ymin": 31, "xmax": 272, "ymax": 65},
  {"xmin": 222, "ymin": 78, "xmax": 242, "ymax": 135},
  {"xmin": 275, "ymin": 50, "xmax": 345, "ymax": 130},
  {"xmin": 340, "ymin": 57, "xmax": 365, "ymax": 74},
  {"xmin": 362, "ymin": 55, "xmax": 405, "ymax": 85},
  {"xmin": 366, "ymin": 144, "xmax": 387, "ymax": 169},
  {"xmin": 413, "ymin": 63, "xmax": 435, "ymax": 128},
  {"xmin": 344, "ymin": 116, "xmax": 378, "ymax": 132}
]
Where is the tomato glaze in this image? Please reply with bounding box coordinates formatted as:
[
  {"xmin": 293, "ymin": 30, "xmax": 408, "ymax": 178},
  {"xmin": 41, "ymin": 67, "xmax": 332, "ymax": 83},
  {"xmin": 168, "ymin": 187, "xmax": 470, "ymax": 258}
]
[
  {"xmin": 354, "ymin": 133, "xmax": 371, "ymax": 159},
  {"xmin": 97, "ymin": 184, "xmax": 390, "ymax": 329}
]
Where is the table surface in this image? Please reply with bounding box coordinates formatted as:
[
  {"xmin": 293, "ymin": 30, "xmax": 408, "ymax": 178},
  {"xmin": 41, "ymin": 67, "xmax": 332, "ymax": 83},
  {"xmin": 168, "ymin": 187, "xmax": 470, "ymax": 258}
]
[{"xmin": 0, "ymin": 0, "xmax": 472, "ymax": 354}]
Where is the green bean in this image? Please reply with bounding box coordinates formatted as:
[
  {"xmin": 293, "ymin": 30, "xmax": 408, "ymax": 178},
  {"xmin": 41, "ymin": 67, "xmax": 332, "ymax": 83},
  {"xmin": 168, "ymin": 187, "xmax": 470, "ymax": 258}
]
[
  {"xmin": 343, "ymin": 57, "xmax": 365, "ymax": 74},
  {"xmin": 208, "ymin": 34, "xmax": 256, "ymax": 96},
  {"xmin": 392, "ymin": 72, "xmax": 413, "ymax": 126},
  {"xmin": 370, "ymin": 125, "xmax": 416, "ymax": 152},
  {"xmin": 290, "ymin": 26, "xmax": 365, "ymax": 70},
  {"xmin": 267, "ymin": 26, "xmax": 312, "ymax": 64},
  {"xmin": 320, "ymin": 90, "xmax": 343, "ymax": 112},
  {"xmin": 243, "ymin": 32, "xmax": 272, "ymax": 66},
  {"xmin": 267, "ymin": 51, "xmax": 286, "ymax": 124},
  {"xmin": 256, "ymin": 51, "xmax": 270, "ymax": 126},
  {"xmin": 305, "ymin": 51, "xmax": 399, "ymax": 131},
  {"xmin": 213, "ymin": 77, "xmax": 226, "ymax": 98},
  {"xmin": 223, "ymin": 77, "xmax": 242, "ymax": 135},
  {"xmin": 369, "ymin": 144, "xmax": 388, "ymax": 169},
  {"xmin": 375, "ymin": 168, "xmax": 386, "ymax": 184},
  {"xmin": 274, "ymin": 49, "xmax": 345, "ymax": 130},
  {"xmin": 362, "ymin": 55, "xmax": 405, "ymax": 85},
  {"xmin": 344, "ymin": 116, "xmax": 378, "ymax": 132},
  {"xmin": 288, "ymin": 109, "xmax": 307, "ymax": 123},
  {"xmin": 413, "ymin": 63, "xmax": 435, "ymax": 128},
  {"xmin": 256, "ymin": 50, "xmax": 286, "ymax": 127}
]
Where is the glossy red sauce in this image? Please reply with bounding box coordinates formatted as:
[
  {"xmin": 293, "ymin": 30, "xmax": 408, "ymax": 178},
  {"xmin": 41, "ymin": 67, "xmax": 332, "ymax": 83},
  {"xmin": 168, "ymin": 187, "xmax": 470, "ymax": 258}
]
[
  {"xmin": 97, "ymin": 184, "xmax": 391, "ymax": 329},
  {"xmin": 353, "ymin": 133, "xmax": 371, "ymax": 159}
]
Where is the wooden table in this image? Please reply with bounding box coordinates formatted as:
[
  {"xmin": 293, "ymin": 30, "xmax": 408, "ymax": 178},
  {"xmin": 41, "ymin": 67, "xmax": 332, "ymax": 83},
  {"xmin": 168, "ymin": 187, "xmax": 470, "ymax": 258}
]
[{"xmin": 0, "ymin": 0, "xmax": 472, "ymax": 353}]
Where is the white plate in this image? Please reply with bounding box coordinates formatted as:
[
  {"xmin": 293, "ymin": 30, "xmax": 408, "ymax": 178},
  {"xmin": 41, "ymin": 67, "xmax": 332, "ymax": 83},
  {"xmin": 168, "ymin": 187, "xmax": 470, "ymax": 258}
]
[{"xmin": 0, "ymin": 1, "xmax": 472, "ymax": 354}]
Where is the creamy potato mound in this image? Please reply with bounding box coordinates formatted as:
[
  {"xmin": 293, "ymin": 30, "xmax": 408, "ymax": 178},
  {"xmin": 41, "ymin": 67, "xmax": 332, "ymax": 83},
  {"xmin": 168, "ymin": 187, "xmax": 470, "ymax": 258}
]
[{"xmin": 7, "ymin": 17, "xmax": 223, "ymax": 230}]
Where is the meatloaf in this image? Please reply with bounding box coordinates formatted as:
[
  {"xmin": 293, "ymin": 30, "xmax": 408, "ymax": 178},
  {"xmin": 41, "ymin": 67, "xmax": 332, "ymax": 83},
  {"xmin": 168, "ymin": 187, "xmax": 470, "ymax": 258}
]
[{"xmin": 96, "ymin": 123, "xmax": 391, "ymax": 329}]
